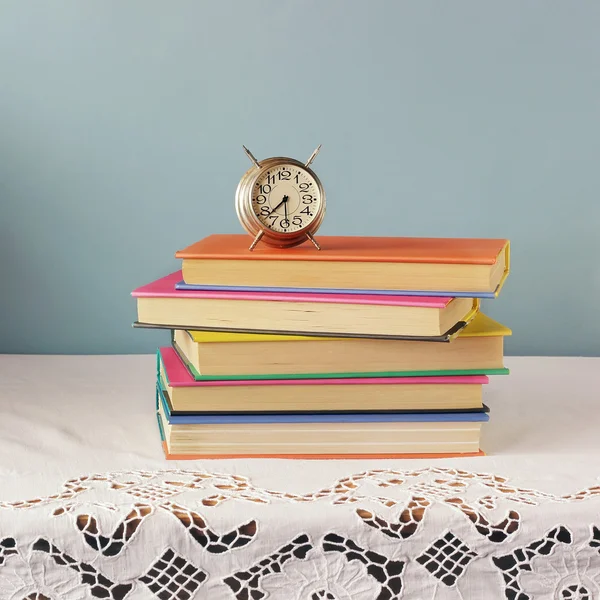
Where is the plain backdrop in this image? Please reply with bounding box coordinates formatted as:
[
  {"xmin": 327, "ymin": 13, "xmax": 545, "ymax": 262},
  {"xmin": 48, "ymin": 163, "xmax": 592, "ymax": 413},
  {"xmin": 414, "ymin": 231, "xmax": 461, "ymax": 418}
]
[{"xmin": 1, "ymin": 1, "xmax": 599, "ymax": 356}]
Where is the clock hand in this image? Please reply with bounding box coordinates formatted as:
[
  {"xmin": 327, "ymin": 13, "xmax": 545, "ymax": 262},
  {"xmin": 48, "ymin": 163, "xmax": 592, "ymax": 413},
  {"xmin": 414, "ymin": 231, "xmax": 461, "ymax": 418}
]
[
  {"xmin": 267, "ymin": 195, "xmax": 289, "ymax": 216},
  {"xmin": 284, "ymin": 198, "xmax": 288, "ymax": 221}
]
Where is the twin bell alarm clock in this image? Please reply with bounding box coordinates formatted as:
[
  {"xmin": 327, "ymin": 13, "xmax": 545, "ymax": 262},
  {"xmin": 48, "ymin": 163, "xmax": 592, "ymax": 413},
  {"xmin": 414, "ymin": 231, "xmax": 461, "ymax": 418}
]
[{"xmin": 235, "ymin": 145, "xmax": 326, "ymax": 251}]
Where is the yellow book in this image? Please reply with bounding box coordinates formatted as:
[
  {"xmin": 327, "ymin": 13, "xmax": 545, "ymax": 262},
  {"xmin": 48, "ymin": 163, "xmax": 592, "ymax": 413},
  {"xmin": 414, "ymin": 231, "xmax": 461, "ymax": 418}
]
[{"xmin": 173, "ymin": 312, "xmax": 510, "ymax": 379}]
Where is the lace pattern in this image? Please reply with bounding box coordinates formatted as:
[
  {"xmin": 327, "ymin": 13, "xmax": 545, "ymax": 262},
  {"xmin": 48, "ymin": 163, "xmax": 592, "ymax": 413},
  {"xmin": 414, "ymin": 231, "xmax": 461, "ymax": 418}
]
[{"xmin": 1, "ymin": 468, "xmax": 600, "ymax": 599}]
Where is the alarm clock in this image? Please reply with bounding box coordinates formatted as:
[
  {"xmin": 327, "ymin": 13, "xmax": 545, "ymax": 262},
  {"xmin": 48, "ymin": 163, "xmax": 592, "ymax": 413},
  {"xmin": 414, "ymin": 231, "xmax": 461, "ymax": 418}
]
[{"xmin": 235, "ymin": 145, "xmax": 326, "ymax": 250}]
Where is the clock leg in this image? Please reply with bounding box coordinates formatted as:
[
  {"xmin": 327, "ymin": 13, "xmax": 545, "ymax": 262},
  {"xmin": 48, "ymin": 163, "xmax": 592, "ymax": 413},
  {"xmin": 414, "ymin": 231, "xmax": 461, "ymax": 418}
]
[
  {"xmin": 304, "ymin": 144, "xmax": 322, "ymax": 168},
  {"xmin": 242, "ymin": 145, "xmax": 261, "ymax": 169},
  {"xmin": 306, "ymin": 232, "xmax": 321, "ymax": 250},
  {"xmin": 248, "ymin": 230, "xmax": 264, "ymax": 251}
]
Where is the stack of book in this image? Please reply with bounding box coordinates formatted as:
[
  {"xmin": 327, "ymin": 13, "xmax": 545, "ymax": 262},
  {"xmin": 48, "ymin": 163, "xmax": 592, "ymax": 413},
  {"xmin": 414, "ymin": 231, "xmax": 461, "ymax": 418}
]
[{"xmin": 131, "ymin": 234, "xmax": 510, "ymax": 459}]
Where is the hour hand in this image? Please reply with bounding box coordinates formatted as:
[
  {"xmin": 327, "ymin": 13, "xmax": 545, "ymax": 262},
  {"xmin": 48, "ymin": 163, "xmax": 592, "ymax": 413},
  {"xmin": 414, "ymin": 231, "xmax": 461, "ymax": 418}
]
[{"xmin": 268, "ymin": 195, "xmax": 289, "ymax": 216}]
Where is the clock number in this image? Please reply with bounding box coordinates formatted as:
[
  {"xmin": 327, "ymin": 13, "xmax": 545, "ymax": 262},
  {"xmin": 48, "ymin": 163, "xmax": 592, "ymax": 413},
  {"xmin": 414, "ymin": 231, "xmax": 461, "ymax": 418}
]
[
  {"xmin": 255, "ymin": 195, "xmax": 267, "ymax": 204},
  {"xmin": 259, "ymin": 206, "xmax": 270, "ymax": 216},
  {"xmin": 259, "ymin": 184, "xmax": 271, "ymax": 194},
  {"xmin": 295, "ymin": 173, "xmax": 300, "ymax": 183},
  {"xmin": 292, "ymin": 216, "xmax": 302, "ymax": 226},
  {"xmin": 299, "ymin": 183, "xmax": 310, "ymax": 192},
  {"xmin": 281, "ymin": 218, "xmax": 290, "ymax": 229},
  {"xmin": 302, "ymin": 194, "xmax": 313, "ymax": 204},
  {"xmin": 300, "ymin": 206, "xmax": 312, "ymax": 216},
  {"xmin": 267, "ymin": 214, "xmax": 278, "ymax": 226},
  {"xmin": 266, "ymin": 171, "xmax": 291, "ymax": 185}
]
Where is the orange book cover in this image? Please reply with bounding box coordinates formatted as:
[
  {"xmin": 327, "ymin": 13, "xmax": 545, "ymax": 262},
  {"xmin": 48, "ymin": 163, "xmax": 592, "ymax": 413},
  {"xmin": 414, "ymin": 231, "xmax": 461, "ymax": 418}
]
[
  {"xmin": 161, "ymin": 441, "xmax": 485, "ymax": 460},
  {"xmin": 176, "ymin": 234, "xmax": 509, "ymax": 265}
]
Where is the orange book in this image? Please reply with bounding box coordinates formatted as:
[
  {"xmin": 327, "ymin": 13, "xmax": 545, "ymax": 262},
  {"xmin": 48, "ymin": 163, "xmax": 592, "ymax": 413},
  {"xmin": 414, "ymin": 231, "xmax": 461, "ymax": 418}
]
[
  {"xmin": 161, "ymin": 441, "xmax": 485, "ymax": 460},
  {"xmin": 176, "ymin": 234, "xmax": 510, "ymax": 294}
]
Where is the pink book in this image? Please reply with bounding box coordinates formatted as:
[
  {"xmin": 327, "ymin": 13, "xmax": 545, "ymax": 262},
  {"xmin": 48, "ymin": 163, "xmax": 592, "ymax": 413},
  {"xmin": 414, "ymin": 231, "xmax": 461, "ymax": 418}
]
[
  {"xmin": 159, "ymin": 346, "xmax": 489, "ymax": 388},
  {"xmin": 133, "ymin": 271, "xmax": 454, "ymax": 307},
  {"xmin": 132, "ymin": 272, "xmax": 480, "ymax": 340}
]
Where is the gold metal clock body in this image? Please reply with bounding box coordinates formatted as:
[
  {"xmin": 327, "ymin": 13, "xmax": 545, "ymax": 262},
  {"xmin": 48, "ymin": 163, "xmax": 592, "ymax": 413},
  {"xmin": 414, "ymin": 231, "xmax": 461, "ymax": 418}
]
[{"xmin": 235, "ymin": 150, "xmax": 326, "ymax": 250}]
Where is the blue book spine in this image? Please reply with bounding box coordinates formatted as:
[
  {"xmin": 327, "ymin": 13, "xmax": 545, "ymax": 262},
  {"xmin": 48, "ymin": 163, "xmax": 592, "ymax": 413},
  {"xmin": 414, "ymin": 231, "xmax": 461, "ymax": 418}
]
[{"xmin": 174, "ymin": 281, "xmax": 497, "ymax": 299}]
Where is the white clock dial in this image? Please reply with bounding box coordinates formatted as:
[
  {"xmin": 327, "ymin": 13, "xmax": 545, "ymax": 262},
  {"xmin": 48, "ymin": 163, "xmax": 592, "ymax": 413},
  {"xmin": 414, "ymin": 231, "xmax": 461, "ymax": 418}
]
[{"xmin": 251, "ymin": 164, "xmax": 321, "ymax": 234}]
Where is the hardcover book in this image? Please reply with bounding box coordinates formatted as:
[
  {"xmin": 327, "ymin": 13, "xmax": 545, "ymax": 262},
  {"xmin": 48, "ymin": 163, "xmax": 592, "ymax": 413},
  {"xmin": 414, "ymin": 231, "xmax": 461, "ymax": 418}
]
[
  {"xmin": 172, "ymin": 311, "xmax": 510, "ymax": 379},
  {"xmin": 132, "ymin": 271, "xmax": 480, "ymax": 340},
  {"xmin": 156, "ymin": 384, "xmax": 488, "ymax": 458},
  {"xmin": 175, "ymin": 280, "xmax": 502, "ymax": 299},
  {"xmin": 157, "ymin": 380, "xmax": 491, "ymax": 419},
  {"xmin": 175, "ymin": 234, "xmax": 510, "ymax": 294},
  {"xmin": 157, "ymin": 346, "xmax": 489, "ymax": 413}
]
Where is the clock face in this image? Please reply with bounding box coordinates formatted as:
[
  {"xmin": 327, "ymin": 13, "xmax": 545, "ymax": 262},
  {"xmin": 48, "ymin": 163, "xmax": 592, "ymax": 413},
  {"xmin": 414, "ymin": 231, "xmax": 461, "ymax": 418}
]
[{"xmin": 251, "ymin": 164, "xmax": 321, "ymax": 234}]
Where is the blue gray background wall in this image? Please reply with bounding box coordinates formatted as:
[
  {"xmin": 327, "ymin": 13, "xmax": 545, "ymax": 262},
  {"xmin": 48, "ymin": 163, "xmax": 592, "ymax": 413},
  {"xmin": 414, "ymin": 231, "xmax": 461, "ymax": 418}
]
[{"xmin": 1, "ymin": 1, "xmax": 599, "ymax": 355}]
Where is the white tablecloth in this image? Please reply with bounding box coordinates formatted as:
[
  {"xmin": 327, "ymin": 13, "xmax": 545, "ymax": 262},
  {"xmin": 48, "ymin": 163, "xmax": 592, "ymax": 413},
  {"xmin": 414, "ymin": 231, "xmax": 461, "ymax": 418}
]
[{"xmin": 1, "ymin": 354, "xmax": 599, "ymax": 599}]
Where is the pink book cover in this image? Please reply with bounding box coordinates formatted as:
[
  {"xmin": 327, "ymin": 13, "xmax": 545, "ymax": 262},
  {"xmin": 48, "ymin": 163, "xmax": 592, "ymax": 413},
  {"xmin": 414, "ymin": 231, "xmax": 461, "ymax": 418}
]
[
  {"xmin": 159, "ymin": 346, "xmax": 489, "ymax": 388},
  {"xmin": 133, "ymin": 271, "xmax": 453, "ymax": 308}
]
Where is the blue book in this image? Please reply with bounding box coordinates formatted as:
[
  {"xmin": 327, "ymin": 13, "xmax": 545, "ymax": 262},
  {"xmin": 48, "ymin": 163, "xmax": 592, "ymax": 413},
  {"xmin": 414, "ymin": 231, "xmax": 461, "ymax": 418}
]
[{"xmin": 175, "ymin": 281, "xmax": 499, "ymax": 299}]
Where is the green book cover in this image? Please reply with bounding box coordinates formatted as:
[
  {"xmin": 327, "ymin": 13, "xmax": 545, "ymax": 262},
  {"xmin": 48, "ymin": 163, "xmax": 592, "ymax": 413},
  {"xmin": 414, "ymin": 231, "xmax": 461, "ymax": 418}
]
[{"xmin": 171, "ymin": 339, "xmax": 509, "ymax": 382}]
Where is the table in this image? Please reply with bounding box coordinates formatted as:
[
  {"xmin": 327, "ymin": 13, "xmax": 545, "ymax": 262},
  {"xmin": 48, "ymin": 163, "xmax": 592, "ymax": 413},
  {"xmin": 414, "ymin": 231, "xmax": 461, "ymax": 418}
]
[{"xmin": 1, "ymin": 355, "xmax": 599, "ymax": 599}]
